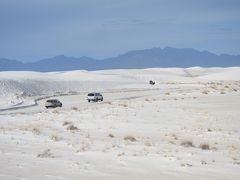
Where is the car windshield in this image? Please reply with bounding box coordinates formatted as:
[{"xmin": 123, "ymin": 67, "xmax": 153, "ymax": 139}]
[
  {"xmin": 47, "ymin": 99, "xmax": 57, "ymax": 102},
  {"xmin": 88, "ymin": 93, "xmax": 94, "ymax": 96}
]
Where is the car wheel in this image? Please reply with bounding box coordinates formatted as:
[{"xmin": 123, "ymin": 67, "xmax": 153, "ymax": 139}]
[{"xmin": 88, "ymin": 100, "xmax": 90, "ymax": 102}]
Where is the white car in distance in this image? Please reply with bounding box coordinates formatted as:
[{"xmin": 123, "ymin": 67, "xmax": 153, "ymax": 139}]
[{"xmin": 87, "ymin": 93, "xmax": 103, "ymax": 102}]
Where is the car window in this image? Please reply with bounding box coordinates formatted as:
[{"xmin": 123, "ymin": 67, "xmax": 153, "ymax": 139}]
[{"xmin": 88, "ymin": 93, "xmax": 94, "ymax": 96}]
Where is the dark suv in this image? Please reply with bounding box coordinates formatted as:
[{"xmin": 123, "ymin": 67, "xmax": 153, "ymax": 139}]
[{"xmin": 45, "ymin": 99, "xmax": 62, "ymax": 108}]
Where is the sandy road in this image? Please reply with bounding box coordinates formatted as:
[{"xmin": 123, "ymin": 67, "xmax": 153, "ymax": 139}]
[{"xmin": 0, "ymin": 83, "xmax": 205, "ymax": 115}]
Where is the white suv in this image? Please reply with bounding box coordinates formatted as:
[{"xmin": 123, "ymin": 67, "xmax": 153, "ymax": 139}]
[{"xmin": 87, "ymin": 93, "xmax": 103, "ymax": 102}]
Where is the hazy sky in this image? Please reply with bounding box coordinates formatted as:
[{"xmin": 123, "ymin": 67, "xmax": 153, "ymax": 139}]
[{"xmin": 0, "ymin": 0, "xmax": 240, "ymax": 62}]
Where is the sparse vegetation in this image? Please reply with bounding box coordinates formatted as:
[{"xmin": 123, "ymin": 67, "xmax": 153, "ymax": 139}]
[
  {"xmin": 108, "ymin": 133, "xmax": 114, "ymax": 138},
  {"xmin": 37, "ymin": 149, "xmax": 54, "ymax": 158},
  {"xmin": 71, "ymin": 107, "xmax": 79, "ymax": 111},
  {"xmin": 62, "ymin": 121, "xmax": 71, "ymax": 126},
  {"xmin": 124, "ymin": 135, "xmax": 136, "ymax": 142},
  {"xmin": 67, "ymin": 125, "xmax": 79, "ymax": 131},
  {"xmin": 144, "ymin": 141, "xmax": 152, "ymax": 146},
  {"xmin": 171, "ymin": 134, "xmax": 178, "ymax": 140},
  {"xmin": 165, "ymin": 92, "xmax": 170, "ymax": 95},
  {"xmin": 119, "ymin": 103, "xmax": 128, "ymax": 107},
  {"xmin": 51, "ymin": 134, "xmax": 61, "ymax": 141},
  {"xmin": 202, "ymin": 90, "xmax": 209, "ymax": 94},
  {"xmin": 199, "ymin": 143, "xmax": 210, "ymax": 150},
  {"xmin": 32, "ymin": 127, "xmax": 41, "ymax": 135},
  {"xmin": 181, "ymin": 140, "xmax": 194, "ymax": 147}
]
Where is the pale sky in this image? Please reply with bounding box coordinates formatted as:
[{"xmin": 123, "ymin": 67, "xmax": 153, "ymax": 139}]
[{"xmin": 0, "ymin": 0, "xmax": 240, "ymax": 62}]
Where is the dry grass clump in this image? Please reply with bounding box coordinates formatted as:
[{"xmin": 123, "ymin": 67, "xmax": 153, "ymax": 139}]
[
  {"xmin": 181, "ymin": 140, "xmax": 195, "ymax": 147},
  {"xmin": 51, "ymin": 135, "xmax": 61, "ymax": 141},
  {"xmin": 180, "ymin": 163, "xmax": 193, "ymax": 167},
  {"xmin": 71, "ymin": 107, "xmax": 79, "ymax": 111},
  {"xmin": 220, "ymin": 91, "xmax": 225, "ymax": 94},
  {"xmin": 144, "ymin": 141, "xmax": 152, "ymax": 147},
  {"xmin": 62, "ymin": 121, "xmax": 71, "ymax": 126},
  {"xmin": 76, "ymin": 143, "xmax": 89, "ymax": 153},
  {"xmin": 124, "ymin": 135, "xmax": 137, "ymax": 142},
  {"xmin": 145, "ymin": 98, "xmax": 150, "ymax": 102},
  {"xmin": 199, "ymin": 143, "xmax": 210, "ymax": 150},
  {"xmin": 67, "ymin": 125, "xmax": 79, "ymax": 131},
  {"xmin": 108, "ymin": 133, "xmax": 115, "ymax": 138},
  {"xmin": 52, "ymin": 109, "xmax": 59, "ymax": 114},
  {"xmin": 37, "ymin": 149, "xmax": 54, "ymax": 158},
  {"xmin": 32, "ymin": 127, "xmax": 41, "ymax": 135},
  {"xmin": 171, "ymin": 134, "xmax": 178, "ymax": 140},
  {"xmin": 118, "ymin": 103, "xmax": 128, "ymax": 107},
  {"xmin": 202, "ymin": 90, "xmax": 209, "ymax": 95},
  {"xmin": 165, "ymin": 92, "xmax": 171, "ymax": 95}
]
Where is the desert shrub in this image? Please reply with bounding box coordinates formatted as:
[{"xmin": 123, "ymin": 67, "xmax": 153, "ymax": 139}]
[
  {"xmin": 171, "ymin": 134, "xmax": 178, "ymax": 140},
  {"xmin": 201, "ymin": 160, "xmax": 207, "ymax": 165},
  {"xmin": 37, "ymin": 149, "xmax": 53, "ymax": 158},
  {"xmin": 144, "ymin": 141, "xmax": 152, "ymax": 146},
  {"xmin": 124, "ymin": 135, "xmax": 136, "ymax": 142},
  {"xmin": 71, "ymin": 107, "xmax": 79, "ymax": 111},
  {"xmin": 220, "ymin": 91, "xmax": 225, "ymax": 94},
  {"xmin": 51, "ymin": 135, "xmax": 60, "ymax": 141},
  {"xmin": 67, "ymin": 125, "xmax": 78, "ymax": 131},
  {"xmin": 119, "ymin": 103, "xmax": 128, "ymax": 107},
  {"xmin": 32, "ymin": 127, "xmax": 41, "ymax": 135},
  {"xmin": 202, "ymin": 90, "xmax": 209, "ymax": 94},
  {"xmin": 169, "ymin": 140, "xmax": 176, "ymax": 144},
  {"xmin": 108, "ymin": 134, "xmax": 114, "ymax": 138},
  {"xmin": 181, "ymin": 140, "xmax": 194, "ymax": 147},
  {"xmin": 165, "ymin": 92, "xmax": 170, "ymax": 95},
  {"xmin": 62, "ymin": 121, "xmax": 71, "ymax": 126},
  {"xmin": 199, "ymin": 143, "xmax": 210, "ymax": 150},
  {"xmin": 52, "ymin": 109, "xmax": 59, "ymax": 114}
]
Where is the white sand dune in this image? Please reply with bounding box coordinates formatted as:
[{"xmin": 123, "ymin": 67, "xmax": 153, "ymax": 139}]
[{"xmin": 0, "ymin": 67, "xmax": 240, "ymax": 180}]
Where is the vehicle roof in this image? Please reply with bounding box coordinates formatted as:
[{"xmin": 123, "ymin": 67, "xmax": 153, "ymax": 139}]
[{"xmin": 46, "ymin": 99, "xmax": 59, "ymax": 101}]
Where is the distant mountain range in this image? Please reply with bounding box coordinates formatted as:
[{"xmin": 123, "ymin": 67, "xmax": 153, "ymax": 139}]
[{"xmin": 1, "ymin": 47, "xmax": 240, "ymax": 71}]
